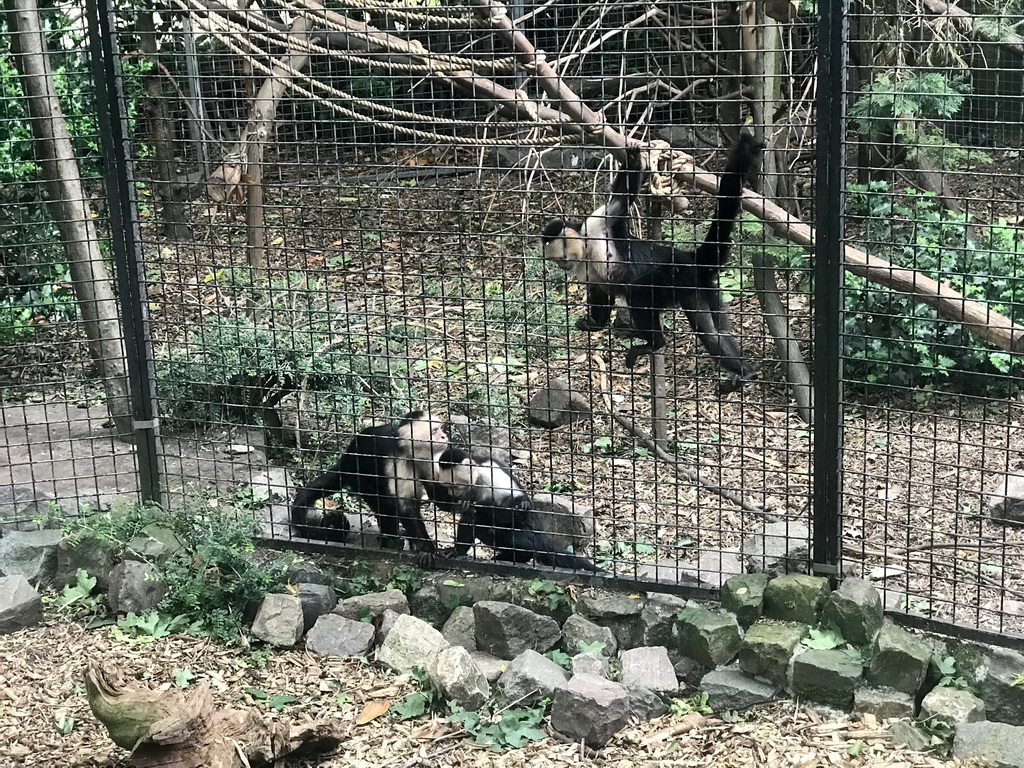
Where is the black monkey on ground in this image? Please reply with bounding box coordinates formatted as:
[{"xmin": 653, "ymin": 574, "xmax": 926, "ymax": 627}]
[
  {"xmin": 289, "ymin": 411, "xmax": 448, "ymax": 559},
  {"xmin": 434, "ymin": 446, "xmax": 601, "ymax": 572},
  {"xmin": 541, "ymin": 134, "xmax": 762, "ymax": 392}
]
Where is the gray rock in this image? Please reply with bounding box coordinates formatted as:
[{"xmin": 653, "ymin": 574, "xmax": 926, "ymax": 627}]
[
  {"xmin": 305, "ymin": 614, "xmax": 376, "ymax": 657},
  {"xmin": 0, "ymin": 529, "xmax": 62, "ymax": 587},
  {"xmin": 374, "ymin": 608, "xmax": 403, "ymax": 646},
  {"xmin": 125, "ymin": 523, "xmax": 183, "ymax": 562},
  {"xmin": 377, "ymin": 614, "xmax": 450, "ymax": 674},
  {"xmin": 737, "ymin": 620, "xmax": 807, "ymax": 686},
  {"xmin": 446, "ymin": 415, "xmax": 512, "ymax": 465},
  {"xmin": 821, "ymin": 577, "xmax": 884, "ymax": 646},
  {"xmin": 0, "ymin": 486, "xmax": 59, "ymax": 534},
  {"xmin": 107, "ymin": 560, "xmax": 168, "ymax": 615},
  {"xmin": 470, "ymin": 652, "xmax": 508, "ymax": 683},
  {"xmin": 699, "ymin": 666, "xmax": 779, "ymax": 711},
  {"xmin": 428, "ymin": 645, "xmax": 490, "ymax": 709},
  {"xmin": 562, "ymin": 613, "xmax": 617, "ymax": 656},
  {"xmin": 572, "ymin": 652, "xmax": 612, "ymax": 679},
  {"xmin": 474, "ymin": 601, "xmax": 560, "ymax": 659},
  {"xmin": 954, "ymin": 721, "xmax": 1024, "ymax": 768},
  {"xmin": 951, "ymin": 643, "xmax": 1024, "ymax": 726},
  {"xmin": 498, "ymin": 649, "xmax": 569, "ymax": 704},
  {"xmin": 527, "ymin": 379, "xmax": 592, "ymax": 429},
  {"xmin": 529, "ymin": 492, "xmax": 596, "ymax": 554},
  {"xmin": 442, "ymin": 605, "xmax": 477, "ymax": 651},
  {"xmin": 986, "ymin": 472, "xmax": 1024, "ymax": 524},
  {"xmin": 683, "ymin": 549, "xmax": 745, "ymax": 590},
  {"xmin": 575, "ymin": 591, "xmax": 645, "ymax": 650},
  {"xmin": 865, "ymin": 622, "xmax": 931, "ymax": 695},
  {"xmin": 677, "ymin": 601, "xmax": 743, "ymax": 668},
  {"xmin": 889, "ymin": 720, "xmax": 932, "ymax": 752},
  {"xmin": 674, "ymin": 656, "xmax": 711, "ymax": 689},
  {"xmin": 639, "ymin": 593, "xmax": 686, "ymax": 647},
  {"xmin": 637, "ymin": 560, "xmax": 717, "ymax": 590},
  {"xmin": 919, "ymin": 686, "xmax": 986, "ymax": 728},
  {"xmin": 298, "ymin": 583, "xmax": 337, "ymax": 631},
  {"xmin": 251, "ymin": 593, "xmax": 304, "ymax": 647},
  {"xmin": 620, "ymin": 646, "xmax": 678, "ymax": 694},
  {"xmin": 550, "ymin": 673, "xmax": 630, "ymax": 748},
  {"xmin": 854, "ymin": 686, "xmax": 916, "ymax": 720},
  {"xmin": 790, "ymin": 649, "xmax": 863, "ymax": 710},
  {"xmin": 763, "ymin": 573, "xmax": 831, "ymax": 625},
  {"xmin": 286, "ymin": 562, "xmax": 334, "ymax": 587},
  {"xmin": 54, "ymin": 531, "xmax": 117, "ymax": 590},
  {"xmin": 410, "ymin": 574, "xmax": 499, "ymax": 627},
  {"xmin": 742, "ymin": 520, "xmax": 811, "ymax": 576},
  {"xmin": 720, "ymin": 573, "xmax": 769, "ymax": 628},
  {"xmin": 0, "ymin": 574, "xmax": 44, "ymax": 634},
  {"xmin": 624, "ymin": 684, "xmax": 669, "ymax": 721},
  {"xmin": 333, "ymin": 589, "xmax": 409, "ymax": 623}
]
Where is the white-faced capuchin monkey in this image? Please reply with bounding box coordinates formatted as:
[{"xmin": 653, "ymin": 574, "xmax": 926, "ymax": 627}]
[
  {"xmin": 289, "ymin": 411, "xmax": 449, "ymax": 561},
  {"xmin": 435, "ymin": 446, "xmax": 601, "ymax": 572},
  {"xmin": 541, "ymin": 133, "xmax": 762, "ymax": 393}
]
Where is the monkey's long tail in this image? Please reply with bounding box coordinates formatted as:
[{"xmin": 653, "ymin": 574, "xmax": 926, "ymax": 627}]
[
  {"xmin": 693, "ymin": 133, "xmax": 763, "ymax": 268},
  {"xmin": 603, "ymin": 146, "xmax": 645, "ymax": 242}
]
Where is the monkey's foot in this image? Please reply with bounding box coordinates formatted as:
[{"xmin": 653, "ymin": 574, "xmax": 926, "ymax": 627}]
[{"xmin": 576, "ymin": 316, "xmax": 609, "ymax": 332}]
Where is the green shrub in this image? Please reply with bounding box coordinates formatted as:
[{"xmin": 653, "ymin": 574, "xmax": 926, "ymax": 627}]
[
  {"xmin": 60, "ymin": 503, "xmax": 292, "ymax": 644},
  {"xmin": 844, "ymin": 184, "xmax": 1024, "ymax": 395}
]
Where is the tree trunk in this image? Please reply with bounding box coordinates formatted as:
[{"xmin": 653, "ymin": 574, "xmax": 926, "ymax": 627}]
[
  {"xmin": 138, "ymin": 10, "xmax": 191, "ymax": 241},
  {"xmin": 6, "ymin": 0, "xmax": 132, "ymax": 435}
]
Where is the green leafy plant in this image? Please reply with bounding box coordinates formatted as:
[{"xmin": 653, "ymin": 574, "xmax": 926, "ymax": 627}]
[
  {"xmin": 58, "ymin": 503, "xmax": 292, "ymax": 644},
  {"xmin": 669, "ymin": 691, "xmax": 713, "ymax": 716},
  {"xmin": 448, "ymin": 705, "xmax": 547, "ymax": 752},
  {"xmin": 577, "ymin": 640, "xmax": 607, "ymax": 656},
  {"xmin": 54, "ymin": 713, "xmax": 76, "ymax": 735},
  {"xmin": 111, "ymin": 611, "xmax": 190, "ymax": 645},
  {"xmin": 526, "ymin": 579, "xmax": 569, "ymax": 613},
  {"xmin": 393, "ymin": 667, "xmax": 445, "ymax": 720},
  {"xmin": 850, "ymin": 72, "xmax": 967, "ymax": 139},
  {"xmin": 544, "ymin": 649, "xmax": 572, "ymax": 669},
  {"xmin": 844, "ymin": 184, "xmax": 1024, "ymax": 396},
  {"xmin": 245, "ymin": 688, "xmax": 299, "ymax": 712},
  {"xmin": 52, "ymin": 569, "xmax": 99, "ymax": 611},
  {"xmin": 1010, "ymin": 673, "xmax": 1024, "ymax": 687},
  {"xmin": 801, "ymin": 626, "xmax": 844, "ymax": 651},
  {"xmin": 595, "ymin": 539, "xmax": 657, "ymax": 571},
  {"xmin": 931, "ymin": 656, "xmax": 971, "ymax": 690}
]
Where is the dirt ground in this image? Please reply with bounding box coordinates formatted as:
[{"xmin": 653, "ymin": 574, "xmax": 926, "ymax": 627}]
[{"xmin": 0, "ymin": 616, "xmax": 969, "ymax": 768}]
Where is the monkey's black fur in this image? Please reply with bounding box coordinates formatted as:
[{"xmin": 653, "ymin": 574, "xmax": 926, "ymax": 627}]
[
  {"xmin": 542, "ymin": 134, "xmax": 762, "ymax": 392},
  {"xmin": 289, "ymin": 411, "xmax": 444, "ymax": 558},
  {"xmin": 436, "ymin": 446, "xmax": 601, "ymax": 572}
]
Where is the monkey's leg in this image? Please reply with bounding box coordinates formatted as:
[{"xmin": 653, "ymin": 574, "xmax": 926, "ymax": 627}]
[
  {"xmin": 577, "ymin": 285, "xmax": 614, "ymax": 331},
  {"xmin": 439, "ymin": 508, "xmax": 477, "ymax": 558},
  {"xmin": 623, "ymin": 304, "xmax": 666, "ymax": 368}
]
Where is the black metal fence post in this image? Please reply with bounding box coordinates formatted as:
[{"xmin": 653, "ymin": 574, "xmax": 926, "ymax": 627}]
[
  {"xmin": 84, "ymin": 0, "xmax": 163, "ymax": 505},
  {"xmin": 812, "ymin": 0, "xmax": 848, "ymax": 581}
]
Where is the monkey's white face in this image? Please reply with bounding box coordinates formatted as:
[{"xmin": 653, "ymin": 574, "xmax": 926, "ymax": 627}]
[
  {"xmin": 437, "ymin": 458, "xmax": 475, "ymax": 500},
  {"xmin": 542, "ymin": 228, "xmax": 585, "ymax": 270},
  {"xmin": 403, "ymin": 413, "xmax": 449, "ymax": 463}
]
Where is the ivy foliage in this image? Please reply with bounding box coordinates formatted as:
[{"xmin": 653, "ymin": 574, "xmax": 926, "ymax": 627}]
[{"xmin": 844, "ymin": 182, "xmax": 1024, "ymax": 395}]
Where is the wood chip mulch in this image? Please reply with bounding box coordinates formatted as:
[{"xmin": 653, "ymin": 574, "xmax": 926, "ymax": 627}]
[{"xmin": 0, "ymin": 615, "xmax": 979, "ymax": 768}]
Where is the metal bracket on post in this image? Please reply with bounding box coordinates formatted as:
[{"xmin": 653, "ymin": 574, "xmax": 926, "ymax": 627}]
[{"xmin": 84, "ymin": 0, "xmax": 163, "ymax": 506}]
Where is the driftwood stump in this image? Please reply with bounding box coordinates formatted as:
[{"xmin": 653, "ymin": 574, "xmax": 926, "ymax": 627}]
[{"xmin": 85, "ymin": 662, "xmax": 344, "ymax": 768}]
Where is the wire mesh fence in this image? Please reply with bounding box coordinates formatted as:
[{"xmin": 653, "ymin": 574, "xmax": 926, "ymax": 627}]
[{"xmin": 1, "ymin": 0, "xmax": 1022, "ymax": 647}]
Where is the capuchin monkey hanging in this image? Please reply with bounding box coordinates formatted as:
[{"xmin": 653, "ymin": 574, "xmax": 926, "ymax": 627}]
[
  {"xmin": 289, "ymin": 411, "xmax": 448, "ymax": 560},
  {"xmin": 434, "ymin": 446, "xmax": 601, "ymax": 572},
  {"xmin": 541, "ymin": 134, "xmax": 762, "ymax": 393}
]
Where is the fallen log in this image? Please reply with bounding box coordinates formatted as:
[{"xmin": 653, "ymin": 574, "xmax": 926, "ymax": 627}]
[{"xmin": 85, "ymin": 662, "xmax": 344, "ymax": 768}]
